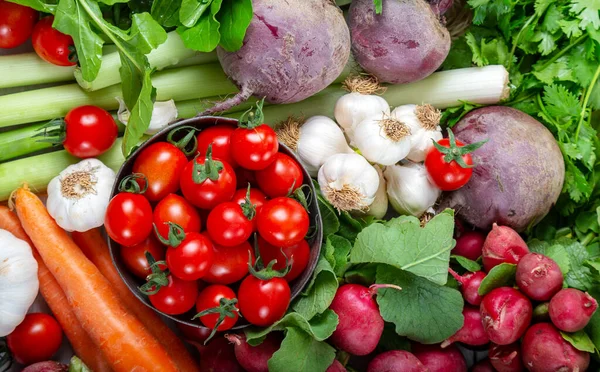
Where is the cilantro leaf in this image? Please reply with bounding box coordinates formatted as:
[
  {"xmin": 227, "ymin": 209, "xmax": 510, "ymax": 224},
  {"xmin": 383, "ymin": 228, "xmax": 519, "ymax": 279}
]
[
  {"xmin": 218, "ymin": 0, "xmax": 252, "ymax": 52},
  {"xmin": 570, "ymin": 0, "xmax": 600, "ymax": 30},
  {"xmin": 478, "ymin": 263, "xmax": 517, "ymax": 296},
  {"xmin": 528, "ymin": 239, "xmax": 572, "ymax": 274},
  {"xmin": 268, "ymin": 328, "xmax": 336, "ymax": 372},
  {"xmin": 542, "ymin": 84, "xmax": 580, "ymax": 119},
  {"xmin": 562, "ymin": 237, "xmax": 596, "ymax": 290}
]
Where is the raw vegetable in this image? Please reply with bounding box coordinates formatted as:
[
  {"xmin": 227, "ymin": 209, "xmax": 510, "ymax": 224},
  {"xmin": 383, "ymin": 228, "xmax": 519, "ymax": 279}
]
[
  {"xmin": 353, "ymin": 112, "xmax": 412, "ymax": 166},
  {"xmin": 120, "ymin": 236, "xmax": 166, "ymax": 279},
  {"xmin": 327, "ymin": 360, "xmax": 346, "ymax": 372},
  {"xmin": 411, "ymin": 343, "xmax": 467, "ymax": 372},
  {"xmin": 197, "ymin": 124, "xmax": 238, "ymax": 168},
  {"xmin": 255, "ymin": 153, "xmax": 303, "ymax": 198},
  {"xmin": 194, "ymin": 284, "xmax": 239, "ymax": 336},
  {"xmin": 256, "ymin": 197, "xmax": 309, "ymax": 248},
  {"xmin": 470, "ymin": 359, "xmax": 494, "ymax": 372},
  {"xmin": 441, "ymin": 306, "xmax": 489, "ymax": 348},
  {"xmin": 357, "ymin": 164, "xmax": 388, "ymax": 220},
  {"xmin": 0, "ymin": 229, "xmax": 38, "ymax": 337},
  {"xmin": 488, "ymin": 343, "xmax": 524, "ymax": 372},
  {"xmin": 348, "ymin": 0, "xmax": 450, "ymax": 84},
  {"xmin": 238, "ymin": 270, "xmax": 291, "ymax": 327},
  {"xmin": 257, "ymin": 237, "xmax": 310, "ymax": 282},
  {"xmin": 548, "ymin": 288, "xmax": 598, "ymax": 332},
  {"xmin": 118, "ymin": 99, "xmax": 178, "ymax": 135},
  {"xmin": 153, "ymin": 193, "xmax": 201, "ymax": 240},
  {"xmin": 21, "ymin": 361, "xmax": 68, "ymax": 372},
  {"xmin": 203, "ymin": 241, "xmax": 254, "ymax": 285},
  {"xmin": 448, "ymin": 269, "xmax": 485, "ymax": 306},
  {"xmin": 438, "ymin": 107, "xmax": 565, "ymax": 232},
  {"xmin": 231, "ymin": 187, "xmax": 267, "ymax": 231},
  {"xmin": 480, "ymin": 287, "xmax": 532, "ymax": 345},
  {"xmin": 391, "ymin": 104, "xmax": 442, "ymax": 163},
  {"xmin": 367, "ymin": 350, "xmax": 427, "ymax": 372},
  {"xmin": 46, "ymin": 158, "xmax": 116, "ymax": 232},
  {"xmin": 31, "ymin": 16, "xmax": 75, "ymax": 67},
  {"xmin": 204, "ymin": 0, "xmax": 350, "ymax": 114},
  {"xmin": 198, "ymin": 337, "xmax": 243, "ymax": 372},
  {"xmin": 227, "ymin": 333, "xmax": 282, "ymax": 372},
  {"xmin": 521, "ymin": 323, "xmax": 590, "ymax": 372},
  {"xmin": 6, "ymin": 313, "xmax": 62, "ymax": 365},
  {"xmin": 516, "ymin": 253, "xmax": 563, "ymax": 301},
  {"xmin": 14, "ymin": 187, "xmax": 179, "ymax": 372},
  {"xmin": 383, "ymin": 162, "xmax": 440, "ymax": 217},
  {"xmin": 160, "ymin": 226, "xmax": 214, "ymax": 281},
  {"xmin": 452, "ymin": 230, "xmax": 485, "ymax": 261},
  {"xmin": 207, "ymin": 201, "xmax": 254, "ymax": 247},
  {"xmin": 147, "ymin": 274, "xmax": 198, "ymax": 316},
  {"xmin": 482, "ymin": 224, "xmax": 530, "ymax": 272},
  {"xmin": 318, "ymin": 153, "xmax": 380, "ymax": 213},
  {"xmin": 0, "ymin": 0, "xmax": 37, "ymax": 49}
]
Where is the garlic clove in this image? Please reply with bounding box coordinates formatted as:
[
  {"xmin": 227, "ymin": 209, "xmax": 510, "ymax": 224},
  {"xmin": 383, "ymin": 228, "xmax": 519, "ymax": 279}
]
[
  {"xmin": 354, "ymin": 164, "xmax": 388, "ymax": 219},
  {"xmin": 335, "ymin": 93, "xmax": 390, "ymax": 143},
  {"xmin": 353, "ymin": 113, "xmax": 412, "ymax": 166},
  {"xmin": 392, "ymin": 104, "xmax": 443, "ymax": 163},
  {"xmin": 384, "ymin": 162, "xmax": 441, "ymax": 217}
]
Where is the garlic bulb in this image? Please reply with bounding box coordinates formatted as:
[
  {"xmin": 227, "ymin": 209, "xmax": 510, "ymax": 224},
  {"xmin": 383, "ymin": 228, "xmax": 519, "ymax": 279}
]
[
  {"xmin": 47, "ymin": 159, "xmax": 116, "ymax": 232},
  {"xmin": 391, "ymin": 104, "xmax": 443, "ymax": 162},
  {"xmin": 354, "ymin": 165, "xmax": 388, "ymax": 219},
  {"xmin": 384, "ymin": 162, "xmax": 441, "ymax": 217},
  {"xmin": 0, "ymin": 229, "xmax": 39, "ymax": 337},
  {"xmin": 117, "ymin": 98, "xmax": 178, "ymax": 134},
  {"xmin": 353, "ymin": 113, "xmax": 412, "ymax": 166},
  {"xmin": 296, "ymin": 116, "xmax": 354, "ymax": 177},
  {"xmin": 318, "ymin": 153, "xmax": 380, "ymax": 212}
]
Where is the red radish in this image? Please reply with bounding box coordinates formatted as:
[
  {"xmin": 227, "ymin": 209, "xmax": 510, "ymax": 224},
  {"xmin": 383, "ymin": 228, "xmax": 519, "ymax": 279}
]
[
  {"xmin": 549, "ymin": 288, "xmax": 598, "ymax": 332},
  {"xmin": 480, "ymin": 287, "xmax": 532, "ymax": 345},
  {"xmin": 516, "ymin": 253, "xmax": 563, "ymax": 301},
  {"xmin": 412, "ymin": 343, "xmax": 467, "ymax": 372},
  {"xmin": 441, "ymin": 306, "xmax": 489, "ymax": 348},
  {"xmin": 452, "ymin": 230, "xmax": 485, "ymax": 261},
  {"xmin": 21, "ymin": 362, "xmax": 68, "ymax": 372},
  {"xmin": 482, "ymin": 224, "xmax": 529, "ymax": 272},
  {"xmin": 448, "ymin": 269, "xmax": 485, "ymax": 306},
  {"xmin": 489, "ymin": 343, "xmax": 524, "ymax": 372},
  {"xmin": 522, "ymin": 323, "xmax": 590, "ymax": 372},
  {"xmin": 367, "ymin": 350, "xmax": 427, "ymax": 372},
  {"xmin": 470, "ymin": 359, "xmax": 494, "ymax": 372},
  {"xmin": 198, "ymin": 336, "xmax": 243, "ymax": 372},
  {"xmin": 327, "ymin": 360, "xmax": 347, "ymax": 372},
  {"xmin": 226, "ymin": 333, "xmax": 282, "ymax": 372},
  {"xmin": 329, "ymin": 284, "xmax": 400, "ymax": 356}
]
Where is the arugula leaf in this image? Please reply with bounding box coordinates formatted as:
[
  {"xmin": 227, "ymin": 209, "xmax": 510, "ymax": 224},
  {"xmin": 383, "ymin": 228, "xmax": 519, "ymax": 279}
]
[
  {"xmin": 179, "ymin": 0, "xmax": 212, "ymax": 28},
  {"xmin": 178, "ymin": 0, "xmax": 223, "ymax": 52},
  {"xmin": 561, "ymin": 330, "xmax": 597, "ymax": 353},
  {"xmin": 151, "ymin": 0, "xmax": 182, "ymax": 27},
  {"xmin": 375, "ymin": 265, "xmax": 464, "ymax": 344},
  {"xmin": 121, "ymin": 69, "xmax": 156, "ymax": 156},
  {"xmin": 218, "ymin": 0, "xmax": 252, "ymax": 52},
  {"xmin": 478, "ymin": 263, "xmax": 517, "ymax": 296},
  {"xmin": 245, "ymin": 310, "xmax": 338, "ymax": 345},
  {"xmin": 451, "ymin": 255, "xmax": 482, "ymax": 272},
  {"xmin": 268, "ymin": 328, "xmax": 336, "ymax": 372},
  {"xmin": 528, "ymin": 238, "xmax": 572, "ymax": 274},
  {"xmin": 292, "ymin": 255, "xmax": 338, "ymax": 320},
  {"xmin": 7, "ymin": 0, "xmax": 57, "ymax": 13},
  {"xmin": 373, "ymin": 0, "xmax": 382, "ymax": 14},
  {"xmin": 351, "ymin": 209, "xmax": 455, "ymax": 285}
]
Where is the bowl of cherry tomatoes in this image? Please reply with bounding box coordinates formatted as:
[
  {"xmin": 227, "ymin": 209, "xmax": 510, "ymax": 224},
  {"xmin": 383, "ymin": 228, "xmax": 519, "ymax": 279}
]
[{"xmin": 105, "ymin": 112, "xmax": 323, "ymax": 333}]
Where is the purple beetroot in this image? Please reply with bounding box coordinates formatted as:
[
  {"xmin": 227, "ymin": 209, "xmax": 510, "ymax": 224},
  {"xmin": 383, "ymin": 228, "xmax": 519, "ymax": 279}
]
[
  {"xmin": 441, "ymin": 306, "xmax": 489, "ymax": 348},
  {"xmin": 367, "ymin": 350, "xmax": 427, "ymax": 372},
  {"xmin": 448, "ymin": 269, "xmax": 485, "ymax": 306},
  {"xmin": 452, "ymin": 230, "xmax": 486, "ymax": 261},
  {"xmin": 480, "ymin": 287, "xmax": 532, "ymax": 345},
  {"xmin": 225, "ymin": 333, "xmax": 282, "ymax": 372},
  {"xmin": 482, "ymin": 224, "xmax": 530, "ymax": 272},
  {"xmin": 522, "ymin": 323, "xmax": 590, "ymax": 372},
  {"xmin": 21, "ymin": 362, "xmax": 68, "ymax": 372},
  {"xmin": 549, "ymin": 288, "xmax": 598, "ymax": 332},
  {"xmin": 516, "ymin": 253, "xmax": 563, "ymax": 301},
  {"xmin": 326, "ymin": 360, "xmax": 347, "ymax": 372},
  {"xmin": 488, "ymin": 343, "xmax": 524, "ymax": 372},
  {"xmin": 412, "ymin": 343, "xmax": 467, "ymax": 372},
  {"xmin": 199, "ymin": 336, "xmax": 244, "ymax": 372}
]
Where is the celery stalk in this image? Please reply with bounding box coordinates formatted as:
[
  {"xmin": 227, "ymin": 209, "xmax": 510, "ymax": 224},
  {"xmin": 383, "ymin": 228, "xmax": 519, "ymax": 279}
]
[{"xmin": 0, "ymin": 54, "xmax": 75, "ymax": 89}]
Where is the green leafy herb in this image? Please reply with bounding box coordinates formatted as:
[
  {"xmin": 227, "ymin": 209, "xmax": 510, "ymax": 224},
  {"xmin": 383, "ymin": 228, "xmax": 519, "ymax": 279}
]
[
  {"xmin": 561, "ymin": 330, "xmax": 597, "ymax": 353},
  {"xmin": 245, "ymin": 310, "xmax": 339, "ymax": 345},
  {"xmin": 268, "ymin": 328, "xmax": 336, "ymax": 372},
  {"xmin": 478, "ymin": 263, "xmax": 517, "ymax": 296},
  {"xmin": 292, "ymin": 255, "xmax": 338, "ymax": 320},
  {"xmin": 7, "ymin": 0, "xmax": 57, "ymax": 13},
  {"xmin": 218, "ymin": 0, "xmax": 253, "ymax": 51},
  {"xmin": 528, "ymin": 238, "xmax": 572, "ymax": 274},
  {"xmin": 150, "ymin": 0, "xmax": 181, "ymax": 28},
  {"xmin": 177, "ymin": 0, "xmax": 223, "ymax": 51},
  {"xmin": 451, "ymin": 255, "xmax": 482, "ymax": 272}
]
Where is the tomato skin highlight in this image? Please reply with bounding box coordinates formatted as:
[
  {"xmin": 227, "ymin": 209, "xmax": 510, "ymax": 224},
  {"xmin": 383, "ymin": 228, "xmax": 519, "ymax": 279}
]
[
  {"xmin": 0, "ymin": 0, "xmax": 37, "ymax": 49},
  {"xmin": 120, "ymin": 235, "xmax": 166, "ymax": 279},
  {"xmin": 230, "ymin": 125, "xmax": 279, "ymax": 170},
  {"xmin": 180, "ymin": 157, "xmax": 237, "ymax": 210},
  {"xmin": 105, "ymin": 193, "xmax": 153, "ymax": 247},
  {"xmin": 195, "ymin": 285, "xmax": 239, "ymax": 331},
  {"xmin": 153, "ymin": 194, "xmax": 201, "ymax": 240},
  {"xmin": 258, "ymin": 237, "xmax": 310, "ymax": 282},
  {"xmin": 166, "ymin": 232, "xmax": 214, "ymax": 281},
  {"xmin": 256, "ymin": 197, "xmax": 310, "ymax": 247},
  {"xmin": 206, "ymin": 202, "xmax": 253, "ymax": 247},
  {"xmin": 63, "ymin": 105, "xmax": 118, "ymax": 158},
  {"xmin": 238, "ymin": 276, "xmax": 291, "ymax": 326},
  {"xmin": 7, "ymin": 313, "xmax": 63, "ymax": 365},
  {"xmin": 425, "ymin": 138, "xmax": 474, "ymax": 191},
  {"xmin": 149, "ymin": 275, "xmax": 198, "ymax": 315},
  {"xmin": 31, "ymin": 16, "xmax": 76, "ymax": 66},
  {"xmin": 256, "ymin": 152, "xmax": 304, "ymax": 198},
  {"xmin": 197, "ymin": 125, "xmax": 238, "ymax": 168},
  {"xmin": 133, "ymin": 142, "xmax": 188, "ymax": 202},
  {"xmin": 203, "ymin": 240, "xmax": 254, "ymax": 285}
]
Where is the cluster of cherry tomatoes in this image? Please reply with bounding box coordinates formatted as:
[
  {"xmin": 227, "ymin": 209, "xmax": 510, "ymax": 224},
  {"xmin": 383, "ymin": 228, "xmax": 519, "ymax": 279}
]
[{"xmin": 104, "ymin": 111, "xmax": 313, "ymax": 336}]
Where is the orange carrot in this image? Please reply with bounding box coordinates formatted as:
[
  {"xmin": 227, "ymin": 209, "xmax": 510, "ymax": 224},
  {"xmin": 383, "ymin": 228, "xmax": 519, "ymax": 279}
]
[
  {"xmin": 13, "ymin": 188, "xmax": 179, "ymax": 372},
  {"xmin": 0, "ymin": 206, "xmax": 112, "ymax": 372},
  {"xmin": 72, "ymin": 229, "xmax": 199, "ymax": 372}
]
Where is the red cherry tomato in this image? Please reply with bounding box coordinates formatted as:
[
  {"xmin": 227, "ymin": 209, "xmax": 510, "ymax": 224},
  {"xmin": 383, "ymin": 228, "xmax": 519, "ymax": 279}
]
[
  {"xmin": 256, "ymin": 153, "xmax": 303, "ymax": 198},
  {"xmin": 105, "ymin": 192, "xmax": 153, "ymax": 247},
  {"xmin": 133, "ymin": 142, "xmax": 188, "ymax": 201},
  {"xmin": 177, "ymin": 323, "xmax": 212, "ymax": 344},
  {"xmin": 0, "ymin": 0, "xmax": 37, "ymax": 49},
  {"xmin": 203, "ymin": 240, "xmax": 254, "ymax": 285},
  {"xmin": 166, "ymin": 232, "xmax": 214, "ymax": 281},
  {"xmin": 31, "ymin": 16, "xmax": 76, "ymax": 66},
  {"xmin": 120, "ymin": 235, "xmax": 166, "ymax": 279},
  {"xmin": 230, "ymin": 124, "xmax": 279, "ymax": 170},
  {"xmin": 257, "ymin": 197, "xmax": 309, "ymax": 247},
  {"xmin": 180, "ymin": 156, "xmax": 236, "ymax": 210},
  {"xmin": 7, "ymin": 313, "xmax": 63, "ymax": 365},
  {"xmin": 153, "ymin": 194, "xmax": 201, "ymax": 240},
  {"xmin": 62, "ymin": 105, "xmax": 118, "ymax": 158},
  {"xmin": 197, "ymin": 125, "xmax": 238, "ymax": 168},
  {"xmin": 232, "ymin": 187, "xmax": 267, "ymax": 231},
  {"xmin": 238, "ymin": 276, "xmax": 290, "ymax": 326},
  {"xmin": 258, "ymin": 237, "xmax": 310, "ymax": 282},
  {"xmin": 149, "ymin": 275, "xmax": 198, "ymax": 315},
  {"xmin": 206, "ymin": 202, "xmax": 253, "ymax": 247},
  {"xmin": 236, "ymin": 168, "xmax": 258, "ymax": 189},
  {"xmin": 195, "ymin": 285, "xmax": 239, "ymax": 331}
]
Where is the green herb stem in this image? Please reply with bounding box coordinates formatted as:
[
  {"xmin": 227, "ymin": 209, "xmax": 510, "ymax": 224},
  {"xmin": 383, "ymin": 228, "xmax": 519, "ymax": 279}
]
[
  {"xmin": 507, "ymin": 14, "xmax": 537, "ymax": 72},
  {"xmin": 536, "ymin": 35, "xmax": 588, "ymax": 72},
  {"xmin": 575, "ymin": 63, "xmax": 600, "ymax": 141}
]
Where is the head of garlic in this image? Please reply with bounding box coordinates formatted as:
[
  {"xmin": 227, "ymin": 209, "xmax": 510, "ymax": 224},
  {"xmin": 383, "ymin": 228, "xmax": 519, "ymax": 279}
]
[
  {"xmin": 384, "ymin": 162, "xmax": 441, "ymax": 217},
  {"xmin": 47, "ymin": 158, "xmax": 116, "ymax": 232},
  {"xmin": 353, "ymin": 113, "xmax": 412, "ymax": 166},
  {"xmin": 391, "ymin": 104, "xmax": 443, "ymax": 163},
  {"xmin": 318, "ymin": 153, "xmax": 380, "ymax": 213},
  {"xmin": 353, "ymin": 164, "xmax": 388, "ymax": 219},
  {"xmin": 117, "ymin": 98, "xmax": 178, "ymax": 135}
]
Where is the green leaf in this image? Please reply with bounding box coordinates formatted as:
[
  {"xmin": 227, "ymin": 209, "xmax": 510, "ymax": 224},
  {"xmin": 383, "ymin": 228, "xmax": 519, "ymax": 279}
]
[
  {"xmin": 326, "ymin": 235, "xmax": 352, "ymax": 277},
  {"xmin": 452, "ymin": 255, "xmax": 482, "ymax": 272},
  {"xmin": 542, "ymin": 84, "xmax": 580, "ymax": 119},
  {"xmin": 375, "ymin": 265, "xmax": 464, "ymax": 344},
  {"xmin": 528, "ymin": 239, "xmax": 571, "ymax": 274},
  {"xmin": 379, "ymin": 322, "xmax": 412, "ymax": 352},
  {"xmin": 68, "ymin": 356, "xmax": 91, "ymax": 372},
  {"xmin": 344, "ymin": 263, "xmax": 378, "ymax": 286},
  {"xmin": 178, "ymin": 0, "xmax": 223, "ymax": 52},
  {"xmin": 533, "ymin": 58, "xmax": 576, "ymax": 85},
  {"xmin": 478, "ymin": 263, "xmax": 517, "ymax": 296},
  {"xmin": 292, "ymin": 255, "xmax": 338, "ymax": 320},
  {"xmin": 121, "ymin": 69, "xmax": 156, "ymax": 157},
  {"xmin": 561, "ymin": 330, "xmax": 597, "ymax": 353},
  {"xmin": 577, "ymin": 210, "xmax": 600, "ymax": 233},
  {"xmin": 338, "ymin": 211, "xmax": 368, "ymax": 242},
  {"xmin": 6, "ymin": 0, "xmax": 57, "ymax": 13},
  {"xmin": 317, "ymin": 195, "xmax": 340, "ymax": 237},
  {"xmin": 180, "ymin": 0, "xmax": 213, "ymax": 27},
  {"xmin": 373, "ymin": 0, "xmax": 382, "ymax": 14},
  {"xmin": 585, "ymin": 310, "xmax": 600, "ymax": 351},
  {"xmin": 151, "ymin": 0, "xmax": 182, "ymax": 28},
  {"xmin": 441, "ymin": 37, "xmax": 474, "ymax": 70},
  {"xmin": 245, "ymin": 310, "xmax": 339, "ymax": 345},
  {"xmin": 351, "ymin": 209, "xmax": 455, "ymax": 286},
  {"xmin": 268, "ymin": 328, "xmax": 336, "ymax": 372},
  {"xmin": 570, "ymin": 0, "xmax": 600, "ymax": 30},
  {"xmin": 561, "ymin": 237, "xmax": 595, "ymax": 290},
  {"xmin": 129, "ymin": 13, "xmax": 168, "ymax": 55},
  {"xmin": 218, "ymin": 0, "xmax": 252, "ymax": 52}
]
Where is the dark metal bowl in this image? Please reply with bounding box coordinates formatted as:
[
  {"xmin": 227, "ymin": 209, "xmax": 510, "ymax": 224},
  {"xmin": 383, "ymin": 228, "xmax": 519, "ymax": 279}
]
[{"xmin": 108, "ymin": 116, "xmax": 323, "ymax": 330}]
